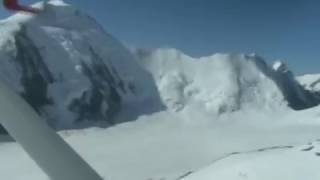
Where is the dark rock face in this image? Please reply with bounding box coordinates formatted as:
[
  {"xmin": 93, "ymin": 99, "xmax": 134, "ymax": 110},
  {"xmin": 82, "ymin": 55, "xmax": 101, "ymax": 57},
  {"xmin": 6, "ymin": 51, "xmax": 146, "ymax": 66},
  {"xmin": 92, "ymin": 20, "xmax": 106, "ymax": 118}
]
[
  {"xmin": 0, "ymin": 126, "xmax": 7, "ymax": 134},
  {"xmin": 14, "ymin": 28, "xmax": 55, "ymax": 112},
  {"xmin": 0, "ymin": 28, "xmax": 55, "ymax": 134},
  {"xmin": 249, "ymin": 57, "xmax": 320, "ymax": 110},
  {"xmin": 273, "ymin": 68, "xmax": 320, "ymax": 110},
  {"xmin": 68, "ymin": 47, "xmax": 125, "ymax": 124},
  {"xmin": 0, "ymin": 27, "xmax": 133, "ymax": 133}
]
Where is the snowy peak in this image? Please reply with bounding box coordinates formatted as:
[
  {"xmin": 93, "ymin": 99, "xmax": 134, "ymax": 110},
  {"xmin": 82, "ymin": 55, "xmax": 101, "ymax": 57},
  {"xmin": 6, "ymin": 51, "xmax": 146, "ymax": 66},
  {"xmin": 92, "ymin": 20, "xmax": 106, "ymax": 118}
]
[
  {"xmin": 4, "ymin": 0, "xmax": 99, "ymax": 31},
  {"xmin": 136, "ymin": 48, "xmax": 319, "ymax": 113},
  {"xmin": 0, "ymin": 1, "xmax": 161, "ymax": 129},
  {"xmin": 273, "ymin": 61, "xmax": 288, "ymax": 73},
  {"xmin": 45, "ymin": 0, "xmax": 69, "ymax": 6}
]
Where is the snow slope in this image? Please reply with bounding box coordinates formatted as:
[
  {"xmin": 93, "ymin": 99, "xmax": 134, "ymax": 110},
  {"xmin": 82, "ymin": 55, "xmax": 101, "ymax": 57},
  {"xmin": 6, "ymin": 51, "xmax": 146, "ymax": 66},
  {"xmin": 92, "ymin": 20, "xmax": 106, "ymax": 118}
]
[
  {"xmin": 297, "ymin": 74, "xmax": 320, "ymax": 92},
  {"xmin": 136, "ymin": 49, "xmax": 319, "ymax": 113},
  {"xmin": 182, "ymin": 141, "xmax": 320, "ymax": 180},
  {"xmin": 0, "ymin": 0, "xmax": 162, "ymax": 129}
]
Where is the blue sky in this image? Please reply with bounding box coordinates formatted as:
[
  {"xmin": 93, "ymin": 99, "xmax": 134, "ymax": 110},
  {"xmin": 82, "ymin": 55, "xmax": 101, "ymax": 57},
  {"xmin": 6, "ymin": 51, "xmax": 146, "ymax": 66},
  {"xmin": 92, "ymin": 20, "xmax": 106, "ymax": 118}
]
[{"xmin": 0, "ymin": 0, "xmax": 319, "ymax": 74}]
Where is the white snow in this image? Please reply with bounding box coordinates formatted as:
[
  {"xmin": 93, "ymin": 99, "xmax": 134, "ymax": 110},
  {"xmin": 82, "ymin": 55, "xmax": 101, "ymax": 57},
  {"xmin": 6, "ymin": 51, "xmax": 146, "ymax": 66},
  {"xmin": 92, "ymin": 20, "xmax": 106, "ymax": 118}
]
[
  {"xmin": 136, "ymin": 49, "xmax": 298, "ymax": 114},
  {"xmin": 182, "ymin": 141, "xmax": 320, "ymax": 180},
  {"xmin": 272, "ymin": 60, "xmax": 288, "ymax": 73},
  {"xmin": 2, "ymin": 107, "xmax": 320, "ymax": 180}
]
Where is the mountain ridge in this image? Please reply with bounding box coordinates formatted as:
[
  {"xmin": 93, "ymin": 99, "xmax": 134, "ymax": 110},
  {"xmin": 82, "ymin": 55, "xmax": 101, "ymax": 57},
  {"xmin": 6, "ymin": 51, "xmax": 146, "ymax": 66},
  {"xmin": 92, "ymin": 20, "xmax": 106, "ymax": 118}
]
[{"xmin": 135, "ymin": 48, "xmax": 320, "ymax": 114}]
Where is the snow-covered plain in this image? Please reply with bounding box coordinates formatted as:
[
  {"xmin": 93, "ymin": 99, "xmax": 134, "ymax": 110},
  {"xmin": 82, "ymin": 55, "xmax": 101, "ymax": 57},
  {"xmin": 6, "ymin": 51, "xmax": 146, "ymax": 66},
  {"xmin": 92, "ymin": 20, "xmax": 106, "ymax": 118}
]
[
  {"xmin": 1, "ymin": 1, "xmax": 320, "ymax": 180},
  {"xmin": 2, "ymin": 108, "xmax": 320, "ymax": 180},
  {"xmin": 182, "ymin": 140, "xmax": 320, "ymax": 180}
]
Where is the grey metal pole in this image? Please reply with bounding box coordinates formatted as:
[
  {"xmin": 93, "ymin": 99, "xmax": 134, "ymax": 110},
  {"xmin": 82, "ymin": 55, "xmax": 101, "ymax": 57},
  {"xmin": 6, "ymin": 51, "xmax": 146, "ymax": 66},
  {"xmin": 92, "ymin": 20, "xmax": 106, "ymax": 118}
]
[{"xmin": 0, "ymin": 80, "xmax": 103, "ymax": 180}]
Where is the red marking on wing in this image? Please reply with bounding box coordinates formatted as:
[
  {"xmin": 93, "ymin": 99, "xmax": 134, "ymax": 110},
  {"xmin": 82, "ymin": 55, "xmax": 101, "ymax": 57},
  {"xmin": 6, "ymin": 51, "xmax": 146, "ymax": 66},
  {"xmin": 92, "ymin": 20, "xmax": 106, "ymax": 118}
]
[{"xmin": 3, "ymin": 0, "xmax": 40, "ymax": 14}]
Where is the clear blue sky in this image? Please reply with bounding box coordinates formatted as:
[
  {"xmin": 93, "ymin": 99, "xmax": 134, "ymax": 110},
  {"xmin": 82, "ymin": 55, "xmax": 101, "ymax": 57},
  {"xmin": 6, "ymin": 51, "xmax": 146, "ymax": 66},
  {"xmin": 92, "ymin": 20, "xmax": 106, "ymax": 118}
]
[{"xmin": 0, "ymin": 0, "xmax": 319, "ymax": 75}]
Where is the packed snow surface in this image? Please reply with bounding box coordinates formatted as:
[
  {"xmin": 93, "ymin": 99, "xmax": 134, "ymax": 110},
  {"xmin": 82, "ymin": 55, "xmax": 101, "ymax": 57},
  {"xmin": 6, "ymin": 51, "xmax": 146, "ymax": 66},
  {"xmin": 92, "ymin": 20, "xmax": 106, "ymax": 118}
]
[
  {"xmin": 182, "ymin": 141, "xmax": 320, "ymax": 180},
  {"xmin": 2, "ymin": 108, "xmax": 320, "ymax": 180}
]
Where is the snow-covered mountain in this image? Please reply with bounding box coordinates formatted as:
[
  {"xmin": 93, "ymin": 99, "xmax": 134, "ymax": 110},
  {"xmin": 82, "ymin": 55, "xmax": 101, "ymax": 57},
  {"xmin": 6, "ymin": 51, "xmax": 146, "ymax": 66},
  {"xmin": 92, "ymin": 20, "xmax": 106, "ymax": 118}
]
[
  {"xmin": 1, "ymin": 1, "xmax": 320, "ymax": 180},
  {"xmin": 0, "ymin": 0, "xmax": 317, "ymax": 131},
  {"xmin": 0, "ymin": 0, "xmax": 162, "ymax": 130},
  {"xmin": 136, "ymin": 49, "xmax": 319, "ymax": 113}
]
